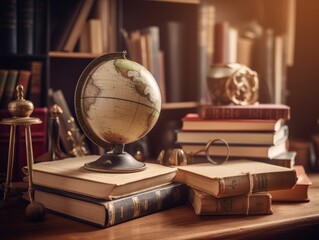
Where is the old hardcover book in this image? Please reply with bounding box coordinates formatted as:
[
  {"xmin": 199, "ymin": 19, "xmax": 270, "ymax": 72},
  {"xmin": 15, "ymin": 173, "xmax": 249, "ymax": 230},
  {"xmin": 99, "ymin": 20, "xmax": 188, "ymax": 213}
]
[
  {"xmin": 63, "ymin": 0, "xmax": 95, "ymax": 52},
  {"xmin": 175, "ymin": 160, "xmax": 297, "ymax": 198},
  {"xmin": 32, "ymin": 156, "xmax": 177, "ymax": 200},
  {"xmin": 93, "ymin": 0, "xmax": 110, "ymax": 53},
  {"xmin": 33, "ymin": 0, "xmax": 46, "ymax": 54},
  {"xmin": 0, "ymin": 0, "xmax": 17, "ymax": 54},
  {"xmin": 141, "ymin": 26, "xmax": 160, "ymax": 84},
  {"xmin": 180, "ymin": 140, "xmax": 288, "ymax": 159},
  {"xmin": 176, "ymin": 125, "xmax": 288, "ymax": 146},
  {"xmin": 51, "ymin": 0, "xmax": 84, "ymax": 51},
  {"xmin": 0, "ymin": 69, "xmax": 9, "ymax": 105},
  {"xmin": 189, "ymin": 188, "xmax": 272, "ymax": 215},
  {"xmin": 17, "ymin": 0, "xmax": 34, "ymax": 54},
  {"xmin": 28, "ymin": 61, "xmax": 43, "ymax": 107},
  {"xmin": 0, "ymin": 69, "xmax": 18, "ymax": 108},
  {"xmin": 182, "ymin": 113, "xmax": 285, "ymax": 132},
  {"xmin": 199, "ymin": 104, "xmax": 290, "ymax": 120},
  {"xmin": 16, "ymin": 70, "xmax": 31, "ymax": 97},
  {"xmin": 269, "ymin": 165, "xmax": 312, "ymax": 202},
  {"xmin": 27, "ymin": 183, "xmax": 188, "ymax": 228},
  {"xmin": 88, "ymin": 18, "xmax": 103, "ymax": 54}
]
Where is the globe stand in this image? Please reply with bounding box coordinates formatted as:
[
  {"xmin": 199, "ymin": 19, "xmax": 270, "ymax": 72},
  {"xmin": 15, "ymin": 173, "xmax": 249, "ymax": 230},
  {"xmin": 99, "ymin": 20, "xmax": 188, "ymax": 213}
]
[{"xmin": 84, "ymin": 144, "xmax": 146, "ymax": 173}]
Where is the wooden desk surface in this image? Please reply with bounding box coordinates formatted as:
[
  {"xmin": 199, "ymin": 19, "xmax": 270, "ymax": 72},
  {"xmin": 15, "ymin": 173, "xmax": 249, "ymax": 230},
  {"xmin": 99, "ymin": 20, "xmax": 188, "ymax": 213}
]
[{"xmin": 1, "ymin": 174, "xmax": 319, "ymax": 240}]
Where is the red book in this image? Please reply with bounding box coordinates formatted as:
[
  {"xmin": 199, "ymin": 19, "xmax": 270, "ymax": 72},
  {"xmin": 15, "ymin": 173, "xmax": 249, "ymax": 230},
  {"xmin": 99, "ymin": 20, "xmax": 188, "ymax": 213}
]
[{"xmin": 199, "ymin": 104, "xmax": 290, "ymax": 120}]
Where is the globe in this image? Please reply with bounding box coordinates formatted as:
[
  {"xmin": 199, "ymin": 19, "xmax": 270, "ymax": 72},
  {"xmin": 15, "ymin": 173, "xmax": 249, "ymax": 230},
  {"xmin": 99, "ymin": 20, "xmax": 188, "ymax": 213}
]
[{"xmin": 74, "ymin": 51, "xmax": 161, "ymax": 173}]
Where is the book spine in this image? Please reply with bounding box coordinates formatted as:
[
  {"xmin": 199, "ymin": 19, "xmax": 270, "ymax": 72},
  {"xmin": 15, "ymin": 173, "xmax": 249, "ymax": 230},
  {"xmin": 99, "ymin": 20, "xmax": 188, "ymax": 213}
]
[
  {"xmin": 0, "ymin": 0, "xmax": 17, "ymax": 54},
  {"xmin": 189, "ymin": 189, "xmax": 272, "ymax": 215},
  {"xmin": 63, "ymin": 0, "xmax": 95, "ymax": 52},
  {"xmin": 106, "ymin": 184, "xmax": 188, "ymax": 227},
  {"xmin": 199, "ymin": 106, "xmax": 290, "ymax": 120},
  {"xmin": 252, "ymin": 171, "xmax": 297, "ymax": 192},
  {"xmin": 28, "ymin": 61, "xmax": 43, "ymax": 107},
  {"xmin": 17, "ymin": 0, "xmax": 34, "ymax": 54},
  {"xmin": 16, "ymin": 70, "xmax": 31, "ymax": 97},
  {"xmin": 33, "ymin": 0, "xmax": 46, "ymax": 54},
  {"xmin": 218, "ymin": 176, "xmax": 251, "ymax": 198},
  {"xmin": 0, "ymin": 70, "xmax": 9, "ymax": 103},
  {"xmin": 1, "ymin": 69, "xmax": 19, "ymax": 109}
]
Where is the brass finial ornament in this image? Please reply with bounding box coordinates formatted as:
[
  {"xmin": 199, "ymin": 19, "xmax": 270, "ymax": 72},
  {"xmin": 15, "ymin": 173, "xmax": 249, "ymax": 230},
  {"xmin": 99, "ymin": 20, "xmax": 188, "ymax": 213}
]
[
  {"xmin": 8, "ymin": 85, "xmax": 34, "ymax": 117},
  {"xmin": 207, "ymin": 63, "xmax": 259, "ymax": 105}
]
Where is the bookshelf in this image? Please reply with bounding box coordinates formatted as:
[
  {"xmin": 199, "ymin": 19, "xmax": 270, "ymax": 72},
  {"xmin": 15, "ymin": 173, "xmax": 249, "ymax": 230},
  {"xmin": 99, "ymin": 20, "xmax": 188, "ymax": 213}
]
[{"xmin": 0, "ymin": 0, "xmax": 298, "ymax": 158}]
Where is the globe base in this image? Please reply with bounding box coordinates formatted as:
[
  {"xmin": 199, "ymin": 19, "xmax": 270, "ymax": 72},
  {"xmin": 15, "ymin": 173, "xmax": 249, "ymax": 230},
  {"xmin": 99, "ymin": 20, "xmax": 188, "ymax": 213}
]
[{"xmin": 84, "ymin": 149, "xmax": 146, "ymax": 173}]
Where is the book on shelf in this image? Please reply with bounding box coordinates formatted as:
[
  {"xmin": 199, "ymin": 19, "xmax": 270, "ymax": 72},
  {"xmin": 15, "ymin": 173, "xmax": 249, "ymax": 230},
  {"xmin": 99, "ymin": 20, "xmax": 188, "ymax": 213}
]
[
  {"xmin": 181, "ymin": 113, "xmax": 285, "ymax": 132},
  {"xmin": 93, "ymin": 0, "xmax": 110, "ymax": 53},
  {"xmin": 237, "ymin": 36, "xmax": 254, "ymax": 68},
  {"xmin": 0, "ymin": 69, "xmax": 9, "ymax": 105},
  {"xmin": 17, "ymin": 0, "xmax": 34, "ymax": 54},
  {"xmin": 63, "ymin": 0, "xmax": 95, "ymax": 52},
  {"xmin": 88, "ymin": 18, "xmax": 103, "ymax": 54},
  {"xmin": 31, "ymin": 155, "xmax": 177, "ymax": 200},
  {"xmin": 189, "ymin": 188, "xmax": 272, "ymax": 216},
  {"xmin": 33, "ymin": 0, "xmax": 46, "ymax": 54},
  {"xmin": 0, "ymin": 69, "xmax": 18, "ymax": 109},
  {"xmin": 199, "ymin": 103, "xmax": 290, "ymax": 120},
  {"xmin": 180, "ymin": 140, "xmax": 288, "ymax": 159},
  {"xmin": 269, "ymin": 165, "xmax": 312, "ymax": 202},
  {"xmin": 176, "ymin": 125, "xmax": 288, "ymax": 146},
  {"xmin": 174, "ymin": 160, "xmax": 297, "ymax": 198},
  {"xmin": 252, "ymin": 28, "xmax": 274, "ymax": 103},
  {"xmin": 28, "ymin": 61, "xmax": 43, "ymax": 107},
  {"xmin": 24, "ymin": 183, "xmax": 188, "ymax": 228},
  {"xmin": 197, "ymin": 3, "xmax": 215, "ymax": 103},
  {"xmin": 0, "ymin": 0, "xmax": 17, "ymax": 54},
  {"xmin": 141, "ymin": 26, "xmax": 160, "ymax": 84},
  {"xmin": 51, "ymin": 0, "xmax": 85, "ymax": 51},
  {"xmin": 16, "ymin": 70, "xmax": 31, "ymax": 97},
  {"xmin": 164, "ymin": 21, "xmax": 184, "ymax": 102},
  {"xmin": 121, "ymin": 27, "xmax": 166, "ymax": 101}
]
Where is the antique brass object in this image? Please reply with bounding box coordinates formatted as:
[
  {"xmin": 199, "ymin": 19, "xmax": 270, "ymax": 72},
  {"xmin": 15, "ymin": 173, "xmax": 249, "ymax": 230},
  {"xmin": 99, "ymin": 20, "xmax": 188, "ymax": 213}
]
[
  {"xmin": 0, "ymin": 85, "xmax": 45, "ymax": 221},
  {"xmin": 157, "ymin": 138, "xmax": 230, "ymax": 166},
  {"xmin": 207, "ymin": 63, "xmax": 259, "ymax": 105}
]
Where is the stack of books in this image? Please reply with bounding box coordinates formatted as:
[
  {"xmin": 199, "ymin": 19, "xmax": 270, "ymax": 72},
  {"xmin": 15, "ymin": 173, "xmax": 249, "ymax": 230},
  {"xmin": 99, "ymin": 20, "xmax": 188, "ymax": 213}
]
[
  {"xmin": 176, "ymin": 104, "xmax": 296, "ymax": 168},
  {"xmin": 27, "ymin": 155, "xmax": 188, "ymax": 228},
  {"xmin": 174, "ymin": 160, "xmax": 298, "ymax": 216}
]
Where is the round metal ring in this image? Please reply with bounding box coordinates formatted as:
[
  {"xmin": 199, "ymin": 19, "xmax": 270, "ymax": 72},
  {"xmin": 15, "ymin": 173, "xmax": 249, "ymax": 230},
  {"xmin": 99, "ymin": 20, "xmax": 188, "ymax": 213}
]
[{"xmin": 205, "ymin": 138, "xmax": 230, "ymax": 165}]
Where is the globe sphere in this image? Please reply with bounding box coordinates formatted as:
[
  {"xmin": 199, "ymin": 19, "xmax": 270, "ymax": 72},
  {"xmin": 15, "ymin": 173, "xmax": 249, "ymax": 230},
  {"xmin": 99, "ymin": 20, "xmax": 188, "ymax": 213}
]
[{"xmin": 75, "ymin": 52, "xmax": 161, "ymax": 150}]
